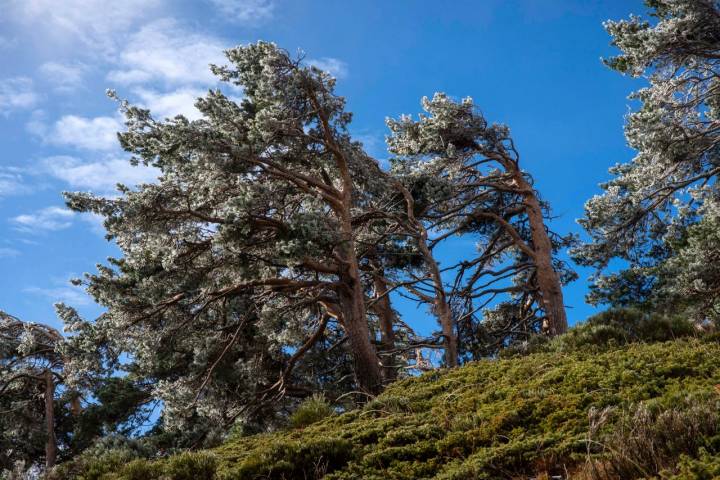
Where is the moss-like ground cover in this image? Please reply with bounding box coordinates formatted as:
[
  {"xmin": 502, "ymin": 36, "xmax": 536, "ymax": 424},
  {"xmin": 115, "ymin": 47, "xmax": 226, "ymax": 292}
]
[{"xmin": 54, "ymin": 338, "xmax": 720, "ymax": 479}]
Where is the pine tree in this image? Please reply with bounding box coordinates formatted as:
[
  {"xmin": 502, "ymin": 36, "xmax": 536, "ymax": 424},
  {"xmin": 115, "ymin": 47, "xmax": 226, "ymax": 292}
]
[{"xmin": 574, "ymin": 0, "xmax": 720, "ymax": 320}]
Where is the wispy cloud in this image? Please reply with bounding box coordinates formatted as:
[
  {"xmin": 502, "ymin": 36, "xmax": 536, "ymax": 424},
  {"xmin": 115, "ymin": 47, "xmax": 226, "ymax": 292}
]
[
  {"xmin": 5, "ymin": 0, "xmax": 165, "ymax": 53},
  {"xmin": 0, "ymin": 167, "xmax": 33, "ymax": 197},
  {"xmin": 0, "ymin": 77, "xmax": 39, "ymax": 114},
  {"xmin": 11, "ymin": 206, "xmax": 76, "ymax": 233},
  {"xmin": 0, "ymin": 247, "xmax": 21, "ymax": 258},
  {"xmin": 107, "ymin": 19, "xmax": 226, "ymax": 87},
  {"xmin": 208, "ymin": 0, "xmax": 274, "ymax": 23},
  {"xmin": 42, "ymin": 155, "xmax": 159, "ymax": 193},
  {"xmin": 39, "ymin": 62, "xmax": 88, "ymax": 93},
  {"xmin": 133, "ymin": 87, "xmax": 207, "ymax": 120},
  {"xmin": 307, "ymin": 57, "xmax": 349, "ymax": 79},
  {"xmin": 31, "ymin": 114, "xmax": 123, "ymax": 151}
]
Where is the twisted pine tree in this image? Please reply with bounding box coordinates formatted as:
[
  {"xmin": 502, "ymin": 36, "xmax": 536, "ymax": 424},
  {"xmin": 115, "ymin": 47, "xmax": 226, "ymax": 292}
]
[
  {"xmin": 386, "ymin": 94, "xmax": 575, "ymax": 355},
  {"xmin": 63, "ymin": 43, "xmax": 395, "ymax": 439}
]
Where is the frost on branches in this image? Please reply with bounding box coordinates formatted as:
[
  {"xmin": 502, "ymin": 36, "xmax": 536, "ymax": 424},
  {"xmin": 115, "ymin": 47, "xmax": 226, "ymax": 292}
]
[{"xmin": 574, "ymin": 0, "xmax": 720, "ymax": 321}]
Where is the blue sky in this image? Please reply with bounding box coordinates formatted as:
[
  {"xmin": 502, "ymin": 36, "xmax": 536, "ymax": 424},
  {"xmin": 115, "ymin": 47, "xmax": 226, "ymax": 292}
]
[{"xmin": 0, "ymin": 0, "xmax": 639, "ymax": 333}]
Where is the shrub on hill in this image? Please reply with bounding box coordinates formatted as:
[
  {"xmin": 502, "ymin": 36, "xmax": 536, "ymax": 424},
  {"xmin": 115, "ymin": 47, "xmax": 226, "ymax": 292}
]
[
  {"xmin": 502, "ymin": 308, "xmax": 697, "ymax": 357},
  {"xmin": 50, "ymin": 335, "xmax": 720, "ymax": 480}
]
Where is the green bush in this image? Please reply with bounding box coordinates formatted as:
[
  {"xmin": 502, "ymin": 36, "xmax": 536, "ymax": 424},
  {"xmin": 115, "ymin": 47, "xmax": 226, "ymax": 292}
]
[
  {"xmin": 116, "ymin": 459, "xmax": 164, "ymax": 480},
  {"xmin": 289, "ymin": 394, "xmax": 335, "ymax": 429},
  {"xmin": 218, "ymin": 438, "xmax": 353, "ymax": 479},
  {"xmin": 503, "ymin": 308, "xmax": 697, "ymax": 357},
  {"xmin": 56, "ymin": 336, "xmax": 720, "ymax": 480},
  {"xmin": 164, "ymin": 451, "xmax": 217, "ymax": 480}
]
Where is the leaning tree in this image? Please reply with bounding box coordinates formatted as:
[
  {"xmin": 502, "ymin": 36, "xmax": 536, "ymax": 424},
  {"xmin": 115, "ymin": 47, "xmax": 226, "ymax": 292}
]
[
  {"xmin": 386, "ymin": 94, "xmax": 575, "ymax": 361},
  {"xmin": 574, "ymin": 0, "xmax": 720, "ymax": 320},
  {"xmin": 63, "ymin": 42, "xmax": 403, "ymax": 440}
]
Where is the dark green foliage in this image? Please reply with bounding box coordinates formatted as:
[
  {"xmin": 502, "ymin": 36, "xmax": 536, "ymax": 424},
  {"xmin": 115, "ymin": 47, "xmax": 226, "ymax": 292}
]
[
  {"xmin": 667, "ymin": 451, "xmax": 720, "ymax": 480},
  {"xmin": 50, "ymin": 447, "xmax": 217, "ymax": 480},
  {"xmin": 217, "ymin": 438, "xmax": 353, "ymax": 479},
  {"xmin": 502, "ymin": 307, "xmax": 696, "ymax": 357},
  {"xmin": 48, "ymin": 435, "xmax": 154, "ymax": 480},
  {"xmin": 164, "ymin": 452, "xmax": 218, "ymax": 480},
  {"xmin": 54, "ymin": 336, "xmax": 720, "ymax": 479},
  {"xmin": 289, "ymin": 394, "xmax": 335, "ymax": 429}
]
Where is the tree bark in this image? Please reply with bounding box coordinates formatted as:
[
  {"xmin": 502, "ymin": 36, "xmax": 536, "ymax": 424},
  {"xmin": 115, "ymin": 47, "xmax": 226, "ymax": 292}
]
[
  {"xmin": 306, "ymin": 83, "xmax": 383, "ymax": 395},
  {"xmin": 370, "ymin": 267, "xmax": 398, "ymax": 382},
  {"xmin": 44, "ymin": 369, "xmax": 57, "ymax": 469},
  {"xmin": 335, "ymin": 147, "xmax": 383, "ymax": 395},
  {"xmin": 418, "ymin": 240, "xmax": 458, "ymax": 367},
  {"xmin": 395, "ymin": 180, "xmax": 458, "ymax": 367},
  {"xmin": 337, "ymin": 258, "xmax": 383, "ymax": 394},
  {"xmin": 514, "ymin": 173, "xmax": 568, "ymax": 335}
]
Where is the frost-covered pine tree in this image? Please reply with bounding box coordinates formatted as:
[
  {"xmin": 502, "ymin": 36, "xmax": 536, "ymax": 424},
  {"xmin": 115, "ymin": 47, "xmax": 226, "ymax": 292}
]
[
  {"xmin": 0, "ymin": 312, "xmax": 64, "ymax": 470},
  {"xmin": 63, "ymin": 43, "xmax": 400, "ymax": 441},
  {"xmin": 387, "ymin": 94, "xmax": 576, "ymax": 358},
  {"xmin": 574, "ymin": 0, "xmax": 720, "ymax": 319}
]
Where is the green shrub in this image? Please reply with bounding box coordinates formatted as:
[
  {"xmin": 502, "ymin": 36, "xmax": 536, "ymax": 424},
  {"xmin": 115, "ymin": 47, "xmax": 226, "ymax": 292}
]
[
  {"xmin": 503, "ymin": 308, "xmax": 697, "ymax": 358},
  {"xmin": 289, "ymin": 394, "xmax": 335, "ymax": 429},
  {"xmin": 49, "ymin": 435, "xmax": 154, "ymax": 480},
  {"xmin": 116, "ymin": 459, "xmax": 163, "ymax": 480},
  {"xmin": 219, "ymin": 438, "xmax": 353, "ymax": 479},
  {"xmin": 55, "ymin": 338, "xmax": 720, "ymax": 480},
  {"xmin": 164, "ymin": 451, "xmax": 217, "ymax": 480},
  {"xmin": 666, "ymin": 450, "xmax": 720, "ymax": 479}
]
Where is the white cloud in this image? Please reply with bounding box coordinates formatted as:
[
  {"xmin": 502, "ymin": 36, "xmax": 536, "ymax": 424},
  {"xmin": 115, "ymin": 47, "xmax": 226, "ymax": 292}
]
[
  {"xmin": 133, "ymin": 87, "xmax": 206, "ymax": 120},
  {"xmin": 0, "ymin": 167, "xmax": 32, "ymax": 197},
  {"xmin": 0, "ymin": 77, "xmax": 39, "ymax": 114},
  {"xmin": 307, "ymin": 57, "xmax": 349, "ymax": 79},
  {"xmin": 107, "ymin": 19, "xmax": 227, "ymax": 87},
  {"xmin": 11, "ymin": 206, "xmax": 76, "ymax": 233},
  {"xmin": 33, "ymin": 114, "xmax": 123, "ymax": 151},
  {"xmin": 208, "ymin": 0, "xmax": 274, "ymax": 23},
  {"xmin": 39, "ymin": 62, "xmax": 87, "ymax": 92},
  {"xmin": 5, "ymin": 0, "xmax": 165, "ymax": 52},
  {"xmin": 43, "ymin": 155, "xmax": 159, "ymax": 192},
  {"xmin": 24, "ymin": 285, "xmax": 92, "ymax": 306}
]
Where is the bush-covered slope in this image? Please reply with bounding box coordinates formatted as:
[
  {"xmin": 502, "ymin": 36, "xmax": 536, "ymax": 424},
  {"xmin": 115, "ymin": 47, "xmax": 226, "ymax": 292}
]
[{"xmin": 53, "ymin": 337, "xmax": 720, "ymax": 479}]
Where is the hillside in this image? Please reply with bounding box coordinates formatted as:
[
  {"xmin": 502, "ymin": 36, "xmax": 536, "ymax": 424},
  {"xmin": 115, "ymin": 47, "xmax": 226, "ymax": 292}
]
[{"xmin": 54, "ymin": 335, "xmax": 720, "ymax": 480}]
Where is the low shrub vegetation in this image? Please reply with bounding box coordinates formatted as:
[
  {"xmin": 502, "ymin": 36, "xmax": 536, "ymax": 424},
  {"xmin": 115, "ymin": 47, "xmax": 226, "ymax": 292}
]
[{"xmin": 52, "ymin": 333, "xmax": 720, "ymax": 479}]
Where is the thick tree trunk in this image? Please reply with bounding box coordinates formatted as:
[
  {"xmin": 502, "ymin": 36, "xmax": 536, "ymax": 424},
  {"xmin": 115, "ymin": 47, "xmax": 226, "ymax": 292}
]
[
  {"xmin": 337, "ymin": 189, "xmax": 383, "ymax": 394},
  {"xmin": 370, "ymin": 268, "xmax": 398, "ymax": 382},
  {"xmin": 515, "ymin": 174, "xmax": 568, "ymax": 335},
  {"xmin": 309, "ymin": 87, "xmax": 383, "ymax": 395},
  {"xmin": 337, "ymin": 256, "xmax": 383, "ymax": 394},
  {"xmin": 44, "ymin": 369, "xmax": 57, "ymax": 469}
]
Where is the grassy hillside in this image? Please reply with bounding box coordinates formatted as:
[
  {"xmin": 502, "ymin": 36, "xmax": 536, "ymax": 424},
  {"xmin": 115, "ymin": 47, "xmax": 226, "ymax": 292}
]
[{"xmin": 53, "ymin": 332, "xmax": 720, "ymax": 479}]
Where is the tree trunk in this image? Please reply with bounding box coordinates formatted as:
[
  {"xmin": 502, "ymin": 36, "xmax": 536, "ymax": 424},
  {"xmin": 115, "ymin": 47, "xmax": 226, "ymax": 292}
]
[
  {"xmin": 337, "ymin": 258, "xmax": 383, "ymax": 394},
  {"xmin": 515, "ymin": 174, "xmax": 568, "ymax": 335},
  {"xmin": 311, "ymin": 88, "xmax": 383, "ymax": 395},
  {"xmin": 337, "ymin": 200, "xmax": 383, "ymax": 394},
  {"xmin": 370, "ymin": 267, "xmax": 398, "ymax": 382},
  {"xmin": 417, "ymin": 238, "xmax": 458, "ymax": 367},
  {"xmin": 44, "ymin": 369, "xmax": 57, "ymax": 469}
]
